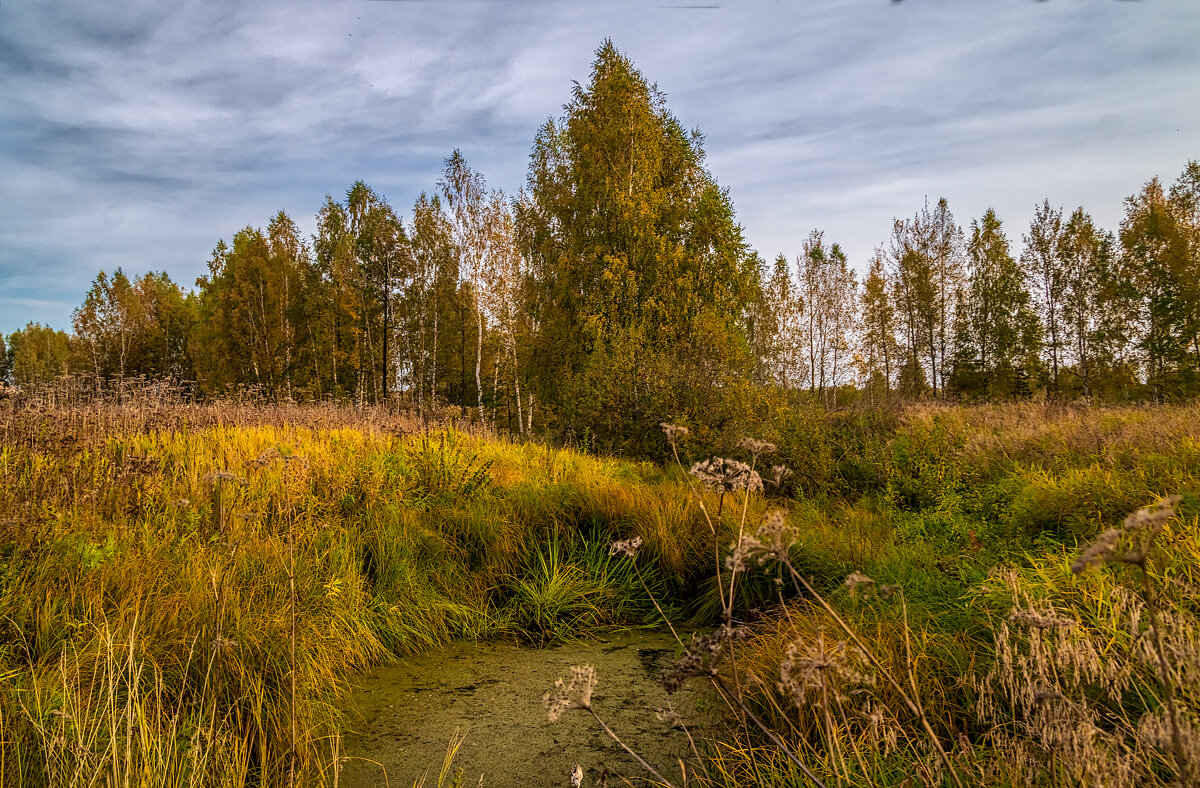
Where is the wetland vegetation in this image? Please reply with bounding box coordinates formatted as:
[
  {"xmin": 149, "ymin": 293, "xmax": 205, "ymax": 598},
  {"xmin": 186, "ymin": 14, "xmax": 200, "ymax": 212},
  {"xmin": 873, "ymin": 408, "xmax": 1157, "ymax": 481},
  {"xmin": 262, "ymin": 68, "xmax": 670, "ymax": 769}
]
[{"xmin": 0, "ymin": 395, "xmax": 1197, "ymax": 786}]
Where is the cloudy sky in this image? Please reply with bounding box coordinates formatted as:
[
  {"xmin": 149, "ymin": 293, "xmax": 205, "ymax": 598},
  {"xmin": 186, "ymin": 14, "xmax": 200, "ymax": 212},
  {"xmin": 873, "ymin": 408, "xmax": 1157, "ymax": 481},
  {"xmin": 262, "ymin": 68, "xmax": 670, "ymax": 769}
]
[{"xmin": 2, "ymin": 0, "xmax": 1197, "ymax": 337}]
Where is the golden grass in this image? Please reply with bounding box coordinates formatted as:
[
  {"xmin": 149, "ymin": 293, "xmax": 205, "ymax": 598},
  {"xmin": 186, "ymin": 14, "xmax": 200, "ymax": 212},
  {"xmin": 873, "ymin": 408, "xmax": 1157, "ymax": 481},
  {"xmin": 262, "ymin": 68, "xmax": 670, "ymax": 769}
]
[{"xmin": 2, "ymin": 397, "xmax": 1198, "ymax": 786}]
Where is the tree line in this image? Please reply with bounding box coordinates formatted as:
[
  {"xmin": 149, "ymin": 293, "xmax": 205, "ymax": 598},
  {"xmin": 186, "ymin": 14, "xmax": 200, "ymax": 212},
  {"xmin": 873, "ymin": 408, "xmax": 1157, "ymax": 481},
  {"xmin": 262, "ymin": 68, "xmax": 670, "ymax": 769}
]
[{"xmin": 4, "ymin": 42, "xmax": 1198, "ymax": 448}]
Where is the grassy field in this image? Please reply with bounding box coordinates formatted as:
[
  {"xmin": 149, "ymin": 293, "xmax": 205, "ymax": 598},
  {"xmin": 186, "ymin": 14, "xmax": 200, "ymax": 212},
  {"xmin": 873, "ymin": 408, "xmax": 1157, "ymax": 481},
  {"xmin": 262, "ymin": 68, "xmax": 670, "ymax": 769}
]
[{"xmin": 0, "ymin": 399, "xmax": 1197, "ymax": 786}]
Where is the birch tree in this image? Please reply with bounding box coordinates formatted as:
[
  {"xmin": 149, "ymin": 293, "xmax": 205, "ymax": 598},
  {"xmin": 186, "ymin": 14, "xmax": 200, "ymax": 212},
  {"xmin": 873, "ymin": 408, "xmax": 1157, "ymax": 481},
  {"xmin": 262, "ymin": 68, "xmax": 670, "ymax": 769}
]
[
  {"xmin": 1021, "ymin": 199, "xmax": 1065, "ymax": 393},
  {"xmin": 797, "ymin": 230, "xmax": 857, "ymax": 405},
  {"xmin": 858, "ymin": 249, "xmax": 901, "ymax": 398},
  {"xmin": 73, "ymin": 268, "xmax": 140, "ymax": 389},
  {"xmin": 440, "ymin": 150, "xmax": 490, "ymax": 420}
]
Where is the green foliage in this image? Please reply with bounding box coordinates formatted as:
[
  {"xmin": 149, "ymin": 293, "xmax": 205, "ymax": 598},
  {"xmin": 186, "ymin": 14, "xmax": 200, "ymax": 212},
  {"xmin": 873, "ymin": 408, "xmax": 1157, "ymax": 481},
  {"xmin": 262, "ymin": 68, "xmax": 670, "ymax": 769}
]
[
  {"xmin": 193, "ymin": 213, "xmax": 311, "ymax": 394},
  {"xmin": 952, "ymin": 208, "xmax": 1043, "ymax": 399},
  {"xmin": 502, "ymin": 536, "xmax": 604, "ymax": 642},
  {"xmin": 888, "ymin": 197, "xmax": 965, "ymax": 398},
  {"xmin": 1121, "ymin": 164, "xmax": 1200, "ymax": 397},
  {"xmin": 0, "ymin": 416, "xmax": 694, "ymax": 782},
  {"xmin": 6, "ymin": 322, "xmax": 74, "ymax": 385},
  {"xmin": 520, "ymin": 40, "xmax": 759, "ymax": 451},
  {"xmin": 405, "ymin": 431, "xmax": 494, "ymax": 504},
  {"xmin": 885, "ymin": 413, "xmax": 970, "ymax": 510},
  {"xmin": 1003, "ymin": 464, "xmax": 1136, "ymax": 538},
  {"xmin": 72, "ymin": 268, "xmax": 198, "ymax": 384}
]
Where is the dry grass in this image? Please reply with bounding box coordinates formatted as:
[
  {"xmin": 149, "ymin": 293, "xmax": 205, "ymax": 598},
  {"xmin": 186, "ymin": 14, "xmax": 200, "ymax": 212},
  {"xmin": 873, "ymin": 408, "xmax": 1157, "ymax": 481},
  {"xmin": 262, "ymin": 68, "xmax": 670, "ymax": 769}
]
[{"xmin": 3, "ymin": 394, "xmax": 1199, "ymax": 786}]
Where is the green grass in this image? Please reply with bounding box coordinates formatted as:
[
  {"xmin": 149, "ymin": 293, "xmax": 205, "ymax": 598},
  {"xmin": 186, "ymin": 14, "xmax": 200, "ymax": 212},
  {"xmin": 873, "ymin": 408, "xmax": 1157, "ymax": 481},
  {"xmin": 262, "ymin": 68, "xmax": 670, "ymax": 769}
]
[{"xmin": 1, "ymin": 401, "xmax": 1198, "ymax": 785}]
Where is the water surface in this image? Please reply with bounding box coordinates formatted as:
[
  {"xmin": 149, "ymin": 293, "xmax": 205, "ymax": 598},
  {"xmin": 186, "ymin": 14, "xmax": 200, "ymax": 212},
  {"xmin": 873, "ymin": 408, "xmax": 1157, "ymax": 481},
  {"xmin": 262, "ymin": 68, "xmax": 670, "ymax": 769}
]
[{"xmin": 339, "ymin": 630, "xmax": 717, "ymax": 788}]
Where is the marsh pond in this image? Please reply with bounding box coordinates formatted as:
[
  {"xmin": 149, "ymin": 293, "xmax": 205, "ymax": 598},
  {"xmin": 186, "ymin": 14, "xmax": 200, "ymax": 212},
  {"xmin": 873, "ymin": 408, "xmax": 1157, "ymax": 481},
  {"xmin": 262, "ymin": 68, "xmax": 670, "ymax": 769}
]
[{"xmin": 338, "ymin": 630, "xmax": 718, "ymax": 788}]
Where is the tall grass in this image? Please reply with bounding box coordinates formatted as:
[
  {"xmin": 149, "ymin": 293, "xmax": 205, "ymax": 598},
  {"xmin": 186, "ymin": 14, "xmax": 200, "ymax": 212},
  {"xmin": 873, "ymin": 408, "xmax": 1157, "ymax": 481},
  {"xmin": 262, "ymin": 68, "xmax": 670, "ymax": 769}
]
[
  {"xmin": 0, "ymin": 405, "xmax": 693, "ymax": 785},
  {"xmin": 2, "ymin": 398, "xmax": 1198, "ymax": 785},
  {"xmin": 541, "ymin": 409, "xmax": 1200, "ymax": 788}
]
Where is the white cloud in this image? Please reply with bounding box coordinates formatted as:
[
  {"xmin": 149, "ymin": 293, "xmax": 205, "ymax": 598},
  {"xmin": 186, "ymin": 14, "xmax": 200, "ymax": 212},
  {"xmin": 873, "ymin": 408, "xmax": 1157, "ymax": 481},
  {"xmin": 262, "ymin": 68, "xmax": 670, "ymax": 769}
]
[{"xmin": 2, "ymin": 0, "xmax": 1198, "ymax": 335}]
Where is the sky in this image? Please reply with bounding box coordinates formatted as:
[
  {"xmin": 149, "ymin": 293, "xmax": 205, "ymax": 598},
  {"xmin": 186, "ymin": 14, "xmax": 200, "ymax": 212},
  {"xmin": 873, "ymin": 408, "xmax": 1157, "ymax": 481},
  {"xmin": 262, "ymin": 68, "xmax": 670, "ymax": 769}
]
[{"xmin": 2, "ymin": 0, "xmax": 1198, "ymax": 338}]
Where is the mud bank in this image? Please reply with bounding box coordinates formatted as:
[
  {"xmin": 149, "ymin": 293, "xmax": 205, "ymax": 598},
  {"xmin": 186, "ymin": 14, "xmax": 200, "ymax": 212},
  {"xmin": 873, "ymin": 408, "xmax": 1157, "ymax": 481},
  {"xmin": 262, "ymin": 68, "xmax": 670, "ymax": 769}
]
[{"xmin": 338, "ymin": 630, "xmax": 718, "ymax": 788}]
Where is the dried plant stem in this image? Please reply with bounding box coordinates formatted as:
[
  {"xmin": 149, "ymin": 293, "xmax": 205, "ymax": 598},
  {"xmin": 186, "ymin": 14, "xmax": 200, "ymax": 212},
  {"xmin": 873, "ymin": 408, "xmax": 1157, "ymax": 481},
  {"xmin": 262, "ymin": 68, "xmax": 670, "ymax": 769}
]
[
  {"xmin": 1135, "ymin": 557, "xmax": 1191, "ymax": 784},
  {"xmin": 725, "ymin": 454, "xmax": 759, "ymax": 616},
  {"xmin": 286, "ymin": 463, "xmax": 298, "ymax": 788},
  {"xmin": 631, "ymin": 561, "xmax": 682, "ymax": 647},
  {"xmin": 627, "ymin": 562, "xmax": 709, "ymax": 782},
  {"xmin": 668, "ymin": 439, "xmax": 729, "ymax": 638},
  {"xmin": 709, "ymin": 674, "xmax": 828, "ymax": 788},
  {"xmin": 339, "ymin": 757, "xmax": 390, "ymax": 788},
  {"xmin": 782, "ymin": 562, "xmax": 965, "ymax": 788},
  {"xmin": 817, "ymin": 675, "xmax": 845, "ymax": 782},
  {"xmin": 585, "ymin": 707, "xmax": 677, "ymax": 787},
  {"xmin": 724, "ymin": 479, "xmax": 757, "ymax": 751},
  {"xmin": 833, "ymin": 690, "xmax": 871, "ymax": 780},
  {"xmin": 898, "ymin": 593, "xmax": 935, "ymax": 757},
  {"xmin": 665, "ymin": 433, "xmax": 825, "ymax": 785},
  {"xmin": 677, "ymin": 715, "xmax": 711, "ymax": 783}
]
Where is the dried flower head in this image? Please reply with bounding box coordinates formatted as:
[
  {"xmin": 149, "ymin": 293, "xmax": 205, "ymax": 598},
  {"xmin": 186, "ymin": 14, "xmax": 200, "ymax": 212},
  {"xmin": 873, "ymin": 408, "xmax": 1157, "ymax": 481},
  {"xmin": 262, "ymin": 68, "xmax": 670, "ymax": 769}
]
[
  {"xmin": 768, "ymin": 465, "xmax": 794, "ymax": 488},
  {"xmin": 1071, "ymin": 528, "xmax": 1122, "ymax": 574},
  {"xmin": 244, "ymin": 447, "xmax": 281, "ymax": 471},
  {"xmin": 202, "ymin": 470, "xmax": 248, "ymax": 486},
  {"xmin": 655, "ymin": 706, "xmax": 684, "ymax": 727},
  {"xmin": 210, "ymin": 634, "xmax": 237, "ymax": 653},
  {"xmin": 1123, "ymin": 494, "xmax": 1182, "ymax": 534},
  {"xmin": 1072, "ymin": 496, "xmax": 1182, "ymax": 574},
  {"xmin": 725, "ymin": 533, "xmax": 768, "ymax": 572},
  {"xmin": 1032, "ymin": 688, "xmax": 1066, "ymax": 705},
  {"xmin": 1121, "ymin": 495, "xmax": 1181, "ymax": 563},
  {"xmin": 246, "ymin": 447, "xmax": 306, "ymax": 472},
  {"xmin": 878, "ymin": 584, "xmax": 902, "ymax": 600},
  {"xmin": 1009, "ymin": 608, "xmax": 1075, "ymax": 630},
  {"xmin": 738, "ymin": 437, "xmax": 777, "ymax": 460},
  {"xmin": 608, "ymin": 536, "xmax": 644, "ymax": 558},
  {"xmin": 844, "ymin": 571, "xmax": 876, "ymax": 592},
  {"xmin": 756, "ymin": 509, "xmax": 798, "ymax": 559},
  {"xmin": 543, "ymin": 664, "xmax": 597, "ymax": 722},
  {"xmin": 659, "ymin": 423, "xmax": 689, "ymax": 447},
  {"xmin": 689, "ymin": 457, "xmax": 763, "ymax": 493},
  {"xmin": 660, "ymin": 625, "xmax": 748, "ymax": 693},
  {"xmin": 778, "ymin": 632, "xmax": 876, "ymax": 707}
]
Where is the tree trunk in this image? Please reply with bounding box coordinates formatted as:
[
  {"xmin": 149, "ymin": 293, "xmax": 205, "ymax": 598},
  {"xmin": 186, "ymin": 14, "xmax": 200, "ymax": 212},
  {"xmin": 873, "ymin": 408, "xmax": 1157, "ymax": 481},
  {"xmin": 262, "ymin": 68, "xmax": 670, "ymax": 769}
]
[
  {"xmin": 512, "ymin": 342, "xmax": 523, "ymax": 435},
  {"xmin": 492, "ymin": 353, "xmax": 500, "ymax": 427},
  {"xmin": 475, "ymin": 301, "xmax": 483, "ymax": 420},
  {"xmin": 382, "ymin": 255, "xmax": 390, "ymax": 404}
]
